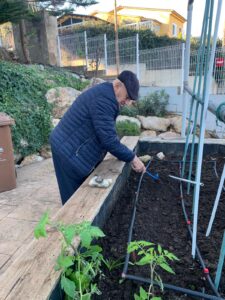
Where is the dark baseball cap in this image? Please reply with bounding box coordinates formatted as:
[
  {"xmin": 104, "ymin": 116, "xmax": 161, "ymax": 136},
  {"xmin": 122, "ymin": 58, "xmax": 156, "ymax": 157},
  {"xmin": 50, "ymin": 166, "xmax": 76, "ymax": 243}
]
[{"xmin": 117, "ymin": 70, "xmax": 139, "ymax": 100}]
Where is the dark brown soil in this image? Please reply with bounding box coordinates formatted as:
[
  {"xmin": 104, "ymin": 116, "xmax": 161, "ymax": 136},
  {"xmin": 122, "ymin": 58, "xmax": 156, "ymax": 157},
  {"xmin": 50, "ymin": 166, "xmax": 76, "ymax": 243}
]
[{"xmin": 94, "ymin": 156, "xmax": 225, "ymax": 300}]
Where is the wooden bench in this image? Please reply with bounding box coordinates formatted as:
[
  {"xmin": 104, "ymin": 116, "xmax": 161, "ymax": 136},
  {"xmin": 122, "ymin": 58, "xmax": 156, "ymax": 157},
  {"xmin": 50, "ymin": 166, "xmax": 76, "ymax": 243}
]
[{"xmin": 0, "ymin": 136, "xmax": 139, "ymax": 300}]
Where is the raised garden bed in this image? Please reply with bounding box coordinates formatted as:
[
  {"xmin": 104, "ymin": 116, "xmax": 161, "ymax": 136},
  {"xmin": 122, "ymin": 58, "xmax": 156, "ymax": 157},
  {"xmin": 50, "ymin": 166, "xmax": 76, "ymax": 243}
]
[
  {"xmin": 92, "ymin": 140, "xmax": 225, "ymax": 300},
  {"xmin": 11, "ymin": 138, "xmax": 223, "ymax": 300}
]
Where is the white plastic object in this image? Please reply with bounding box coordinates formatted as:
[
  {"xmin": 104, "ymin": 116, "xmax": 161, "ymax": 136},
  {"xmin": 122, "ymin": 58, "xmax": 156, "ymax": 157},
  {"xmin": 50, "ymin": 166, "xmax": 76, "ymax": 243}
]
[
  {"xmin": 88, "ymin": 176, "xmax": 112, "ymax": 188},
  {"xmin": 156, "ymin": 152, "xmax": 165, "ymax": 160}
]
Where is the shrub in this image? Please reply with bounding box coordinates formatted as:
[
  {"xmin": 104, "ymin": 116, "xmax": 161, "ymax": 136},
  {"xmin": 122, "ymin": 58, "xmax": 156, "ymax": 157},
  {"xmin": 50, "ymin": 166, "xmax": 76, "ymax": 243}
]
[
  {"xmin": 137, "ymin": 90, "xmax": 169, "ymax": 117},
  {"xmin": 116, "ymin": 120, "xmax": 141, "ymax": 138},
  {"xmin": 0, "ymin": 61, "xmax": 88, "ymax": 157},
  {"xmin": 119, "ymin": 105, "xmax": 139, "ymax": 117},
  {"xmin": 120, "ymin": 90, "xmax": 169, "ymax": 118},
  {"xmin": 69, "ymin": 24, "xmax": 183, "ymax": 50}
]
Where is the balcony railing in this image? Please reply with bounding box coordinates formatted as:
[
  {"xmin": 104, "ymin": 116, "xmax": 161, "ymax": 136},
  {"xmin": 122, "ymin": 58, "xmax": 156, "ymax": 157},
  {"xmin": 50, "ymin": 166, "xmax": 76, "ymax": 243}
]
[{"xmin": 122, "ymin": 20, "xmax": 160, "ymax": 34}]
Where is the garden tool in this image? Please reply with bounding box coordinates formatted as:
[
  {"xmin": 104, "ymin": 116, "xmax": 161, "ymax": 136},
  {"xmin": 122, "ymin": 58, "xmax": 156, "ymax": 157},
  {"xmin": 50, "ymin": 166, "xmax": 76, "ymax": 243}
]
[
  {"xmin": 145, "ymin": 170, "xmax": 159, "ymax": 181},
  {"xmin": 89, "ymin": 175, "xmax": 112, "ymax": 188}
]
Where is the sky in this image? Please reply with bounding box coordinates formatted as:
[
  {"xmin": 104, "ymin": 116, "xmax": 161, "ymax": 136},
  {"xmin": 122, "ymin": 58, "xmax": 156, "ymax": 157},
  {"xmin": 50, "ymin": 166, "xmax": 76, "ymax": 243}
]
[{"xmin": 76, "ymin": 0, "xmax": 225, "ymax": 39}]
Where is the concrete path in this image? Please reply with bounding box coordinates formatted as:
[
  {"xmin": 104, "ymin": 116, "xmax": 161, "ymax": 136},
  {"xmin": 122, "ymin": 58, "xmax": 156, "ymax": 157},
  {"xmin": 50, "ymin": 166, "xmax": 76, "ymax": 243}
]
[{"xmin": 0, "ymin": 158, "xmax": 61, "ymax": 277}]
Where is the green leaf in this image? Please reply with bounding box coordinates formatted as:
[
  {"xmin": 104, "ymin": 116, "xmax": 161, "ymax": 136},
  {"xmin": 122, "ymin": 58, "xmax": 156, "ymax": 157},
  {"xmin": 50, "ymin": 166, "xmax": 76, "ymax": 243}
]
[
  {"xmin": 62, "ymin": 225, "xmax": 78, "ymax": 245},
  {"xmin": 158, "ymin": 244, "xmax": 162, "ymax": 254},
  {"xmin": 89, "ymin": 226, "xmax": 105, "ymax": 238},
  {"xmin": 139, "ymin": 241, "xmax": 154, "ymax": 247},
  {"xmin": 55, "ymin": 254, "xmax": 74, "ymax": 271},
  {"xmin": 127, "ymin": 242, "xmax": 139, "ymax": 253},
  {"xmin": 140, "ymin": 286, "xmax": 148, "ymax": 298},
  {"xmin": 166, "ymin": 253, "xmax": 179, "ymax": 261},
  {"xmin": 137, "ymin": 255, "xmax": 152, "ymax": 266},
  {"xmin": 34, "ymin": 212, "xmax": 50, "ymax": 239},
  {"xmin": 90, "ymin": 283, "xmax": 101, "ymax": 295},
  {"xmin": 80, "ymin": 230, "xmax": 92, "ymax": 248},
  {"xmin": 61, "ymin": 275, "xmax": 75, "ymax": 299},
  {"xmin": 159, "ymin": 262, "xmax": 175, "ymax": 274},
  {"xmin": 134, "ymin": 293, "xmax": 141, "ymax": 300},
  {"xmin": 151, "ymin": 297, "xmax": 162, "ymax": 300},
  {"xmin": 83, "ymin": 245, "xmax": 102, "ymax": 256},
  {"xmin": 81, "ymin": 293, "xmax": 91, "ymax": 300}
]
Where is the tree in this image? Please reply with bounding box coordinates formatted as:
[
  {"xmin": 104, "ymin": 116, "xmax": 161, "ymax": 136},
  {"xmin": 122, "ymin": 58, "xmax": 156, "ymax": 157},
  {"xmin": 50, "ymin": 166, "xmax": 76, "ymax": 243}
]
[
  {"xmin": 33, "ymin": 0, "xmax": 98, "ymax": 15},
  {"xmin": 0, "ymin": 0, "xmax": 98, "ymax": 64},
  {"xmin": 0, "ymin": 0, "xmax": 28, "ymax": 24},
  {"xmin": 0, "ymin": 0, "xmax": 98, "ymax": 24},
  {"xmin": 0, "ymin": 0, "xmax": 31, "ymax": 62}
]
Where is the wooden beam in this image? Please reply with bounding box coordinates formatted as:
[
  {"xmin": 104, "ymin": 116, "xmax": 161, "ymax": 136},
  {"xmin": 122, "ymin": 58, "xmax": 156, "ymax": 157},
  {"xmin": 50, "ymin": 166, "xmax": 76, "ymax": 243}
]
[{"xmin": 0, "ymin": 136, "xmax": 139, "ymax": 300}]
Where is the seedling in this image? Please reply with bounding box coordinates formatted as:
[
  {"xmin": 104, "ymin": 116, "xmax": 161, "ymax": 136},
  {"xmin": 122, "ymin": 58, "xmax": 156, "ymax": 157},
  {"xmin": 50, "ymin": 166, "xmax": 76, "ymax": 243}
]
[
  {"xmin": 34, "ymin": 212, "xmax": 105, "ymax": 300},
  {"xmin": 102, "ymin": 257, "xmax": 124, "ymax": 272},
  {"xmin": 127, "ymin": 241, "xmax": 179, "ymax": 300}
]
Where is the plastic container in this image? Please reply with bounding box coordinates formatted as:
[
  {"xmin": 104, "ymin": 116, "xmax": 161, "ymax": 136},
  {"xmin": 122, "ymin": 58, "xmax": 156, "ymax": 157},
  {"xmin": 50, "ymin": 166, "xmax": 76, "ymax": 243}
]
[{"xmin": 0, "ymin": 113, "xmax": 16, "ymax": 192}]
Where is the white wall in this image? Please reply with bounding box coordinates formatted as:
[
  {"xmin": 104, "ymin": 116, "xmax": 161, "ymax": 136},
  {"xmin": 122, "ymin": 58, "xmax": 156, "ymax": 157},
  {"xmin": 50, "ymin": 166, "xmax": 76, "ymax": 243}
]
[{"xmin": 106, "ymin": 64, "xmax": 219, "ymax": 93}]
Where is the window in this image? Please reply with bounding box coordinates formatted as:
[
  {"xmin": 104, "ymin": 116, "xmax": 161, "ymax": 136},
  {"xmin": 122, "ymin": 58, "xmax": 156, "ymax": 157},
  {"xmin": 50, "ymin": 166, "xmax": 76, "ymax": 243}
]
[{"xmin": 172, "ymin": 23, "xmax": 177, "ymax": 37}]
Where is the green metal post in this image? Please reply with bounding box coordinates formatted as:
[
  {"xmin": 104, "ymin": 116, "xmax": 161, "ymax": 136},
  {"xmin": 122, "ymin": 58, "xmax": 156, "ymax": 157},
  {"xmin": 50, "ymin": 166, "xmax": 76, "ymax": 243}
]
[
  {"xmin": 215, "ymin": 231, "xmax": 225, "ymax": 289},
  {"xmin": 188, "ymin": 0, "xmax": 214, "ymax": 196}
]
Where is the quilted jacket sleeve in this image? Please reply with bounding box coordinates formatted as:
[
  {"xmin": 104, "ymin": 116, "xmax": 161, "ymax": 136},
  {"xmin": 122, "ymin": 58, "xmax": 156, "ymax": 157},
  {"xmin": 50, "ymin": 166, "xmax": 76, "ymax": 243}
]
[{"xmin": 90, "ymin": 95, "xmax": 135, "ymax": 162}]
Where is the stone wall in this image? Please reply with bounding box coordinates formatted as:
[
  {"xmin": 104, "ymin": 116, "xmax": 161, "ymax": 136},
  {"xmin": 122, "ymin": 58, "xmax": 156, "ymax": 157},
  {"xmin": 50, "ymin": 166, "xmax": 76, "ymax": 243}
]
[{"xmin": 13, "ymin": 11, "xmax": 59, "ymax": 66}]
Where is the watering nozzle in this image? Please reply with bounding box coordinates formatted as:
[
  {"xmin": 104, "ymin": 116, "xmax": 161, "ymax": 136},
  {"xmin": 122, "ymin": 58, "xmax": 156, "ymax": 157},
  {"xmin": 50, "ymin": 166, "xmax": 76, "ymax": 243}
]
[{"xmin": 145, "ymin": 170, "xmax": 159, "ymax": 181}]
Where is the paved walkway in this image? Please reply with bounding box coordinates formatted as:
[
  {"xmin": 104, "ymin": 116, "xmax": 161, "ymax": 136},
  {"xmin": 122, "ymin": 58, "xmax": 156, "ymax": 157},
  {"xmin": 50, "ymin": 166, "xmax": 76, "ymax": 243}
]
[{"xmin": 0, "ymin": 159, "xmax": 61, "ymax": 277}]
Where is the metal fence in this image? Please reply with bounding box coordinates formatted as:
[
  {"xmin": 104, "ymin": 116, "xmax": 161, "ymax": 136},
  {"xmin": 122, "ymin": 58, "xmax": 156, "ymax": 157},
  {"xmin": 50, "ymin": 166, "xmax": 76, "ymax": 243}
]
[
  {"xmin": 58, "ymin": 32, "xmax": 225, "ymax": 95},
  {"xmin": 58, "ymin": 32, "xmax": 86, "ymax": 68},
  {"xmin": 107, "ymin": 36, "xmax": 137, "ymax": 65},
  {"xmin": 189, "ymin": 47, "xmax": 225, "ymax": 94},
  {"xmin": 140, "ymin": 44, "xmax": 183, "ymax": 70}
]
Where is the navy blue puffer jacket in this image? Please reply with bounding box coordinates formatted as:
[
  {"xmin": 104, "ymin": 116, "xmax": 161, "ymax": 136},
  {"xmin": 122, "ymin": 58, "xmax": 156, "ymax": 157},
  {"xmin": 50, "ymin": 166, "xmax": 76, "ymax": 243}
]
[{"xmin": 50, "ymin": 82, "xmax": 135, "ymax": 179}]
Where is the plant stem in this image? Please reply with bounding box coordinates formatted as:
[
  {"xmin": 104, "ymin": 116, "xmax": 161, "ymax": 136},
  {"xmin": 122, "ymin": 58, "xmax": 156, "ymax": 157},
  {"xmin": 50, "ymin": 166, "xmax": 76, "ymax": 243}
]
[
  {"xmin": 149, "ymin": 262, "xmax": 154, "ymax": 299},
  {"xmin": 78, "ymin": 255, "xmax": 83, "ymax": 298}
]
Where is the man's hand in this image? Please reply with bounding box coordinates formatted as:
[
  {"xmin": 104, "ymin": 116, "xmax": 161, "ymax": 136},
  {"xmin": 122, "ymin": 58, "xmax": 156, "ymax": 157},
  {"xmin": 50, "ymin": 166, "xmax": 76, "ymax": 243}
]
[{"xmin": 131, "ymin": 155, "xmax": 146, "ymax": 173}]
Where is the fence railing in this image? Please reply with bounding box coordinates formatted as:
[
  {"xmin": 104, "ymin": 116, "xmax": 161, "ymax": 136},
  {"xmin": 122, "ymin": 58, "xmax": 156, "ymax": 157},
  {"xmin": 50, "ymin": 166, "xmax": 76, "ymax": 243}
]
[{"xmin": 58, "ymin": 32, "xmax": 225, "ymax": 95}]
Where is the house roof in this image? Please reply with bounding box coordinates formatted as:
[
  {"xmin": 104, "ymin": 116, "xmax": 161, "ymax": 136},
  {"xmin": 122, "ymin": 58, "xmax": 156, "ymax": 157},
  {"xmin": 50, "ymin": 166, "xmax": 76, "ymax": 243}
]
[
  {"xmin": 91, "ymin": 6, "xmax": 186, "ymax": 23},
  {"xmin": 57, "ymin": 13, "xmax": 109, "ymax": 25}
]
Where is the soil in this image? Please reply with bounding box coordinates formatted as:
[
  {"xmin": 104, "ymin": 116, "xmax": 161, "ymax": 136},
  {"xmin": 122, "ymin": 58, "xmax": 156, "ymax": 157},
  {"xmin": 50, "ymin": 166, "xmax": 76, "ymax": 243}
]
[{"xmin": 94, "ymin": 155, "xmax": 225, "ymax": 300}]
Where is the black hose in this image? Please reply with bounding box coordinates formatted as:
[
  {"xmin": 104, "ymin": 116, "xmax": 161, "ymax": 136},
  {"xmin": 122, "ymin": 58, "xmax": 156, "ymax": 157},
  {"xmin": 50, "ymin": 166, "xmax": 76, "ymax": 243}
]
[
  {"xmin": 124, "ymin": 273, "xmax": 224, "ymax": 300},
  {"xmin": 122, "ymin": 160, "xmax": 151, "ymax": 275}
]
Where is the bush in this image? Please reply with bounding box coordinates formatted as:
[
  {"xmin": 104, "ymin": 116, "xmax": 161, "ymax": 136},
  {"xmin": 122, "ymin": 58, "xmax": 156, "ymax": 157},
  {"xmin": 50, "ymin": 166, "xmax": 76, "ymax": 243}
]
[
  {"xmin": 0, "ymin": 61, "xmax": 88, "ymax": 157},
  {"xmin": 119, "ymin": 105, "xmax": 139, "ymax": 117},
  {"xmin": 71, "ymin": 24, "xmax": 183, "ymax": 50},
  {"xmin": 120, "ymin": 90, "xmax": 169, "ymax": 117},
  {"xmin": 137, "ymin": 90, "xmax": 169, "ymax": 117},
  {"xmin": 116, "ymin": 120, "xmax": 141, "ymax": 138}
]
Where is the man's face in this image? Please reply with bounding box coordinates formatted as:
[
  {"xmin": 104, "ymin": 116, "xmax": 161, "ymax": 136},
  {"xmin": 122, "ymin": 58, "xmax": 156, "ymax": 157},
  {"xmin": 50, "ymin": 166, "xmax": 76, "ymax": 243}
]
[{"xmin": 118, "ymin": 82, "xmax": 133, "ymax": 107}]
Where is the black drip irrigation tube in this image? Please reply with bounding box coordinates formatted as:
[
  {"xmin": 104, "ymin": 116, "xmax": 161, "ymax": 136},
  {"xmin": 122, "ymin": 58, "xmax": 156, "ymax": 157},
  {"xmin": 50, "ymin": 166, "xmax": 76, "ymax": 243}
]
[
  {"xmin": 178, "ymin": 162, "xmax": 223, "ymax": 298},
  {"xmin": 121, "ymin": 159, "xmax": 225, "ymax": 300}
]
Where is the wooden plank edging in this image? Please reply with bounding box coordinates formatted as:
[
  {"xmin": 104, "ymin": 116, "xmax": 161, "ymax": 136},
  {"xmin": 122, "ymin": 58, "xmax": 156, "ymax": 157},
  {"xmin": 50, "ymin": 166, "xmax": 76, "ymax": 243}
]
[{"xmin": 0, "ymin": 136, "xmax": 139, "ymax": 300}]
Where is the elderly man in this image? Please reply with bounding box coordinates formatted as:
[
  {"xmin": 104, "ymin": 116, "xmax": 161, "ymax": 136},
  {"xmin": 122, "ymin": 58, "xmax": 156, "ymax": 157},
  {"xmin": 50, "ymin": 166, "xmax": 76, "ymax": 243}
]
[{"xmin": 50, "ymin": 70, "xmax": 145, "ymax": 204}]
